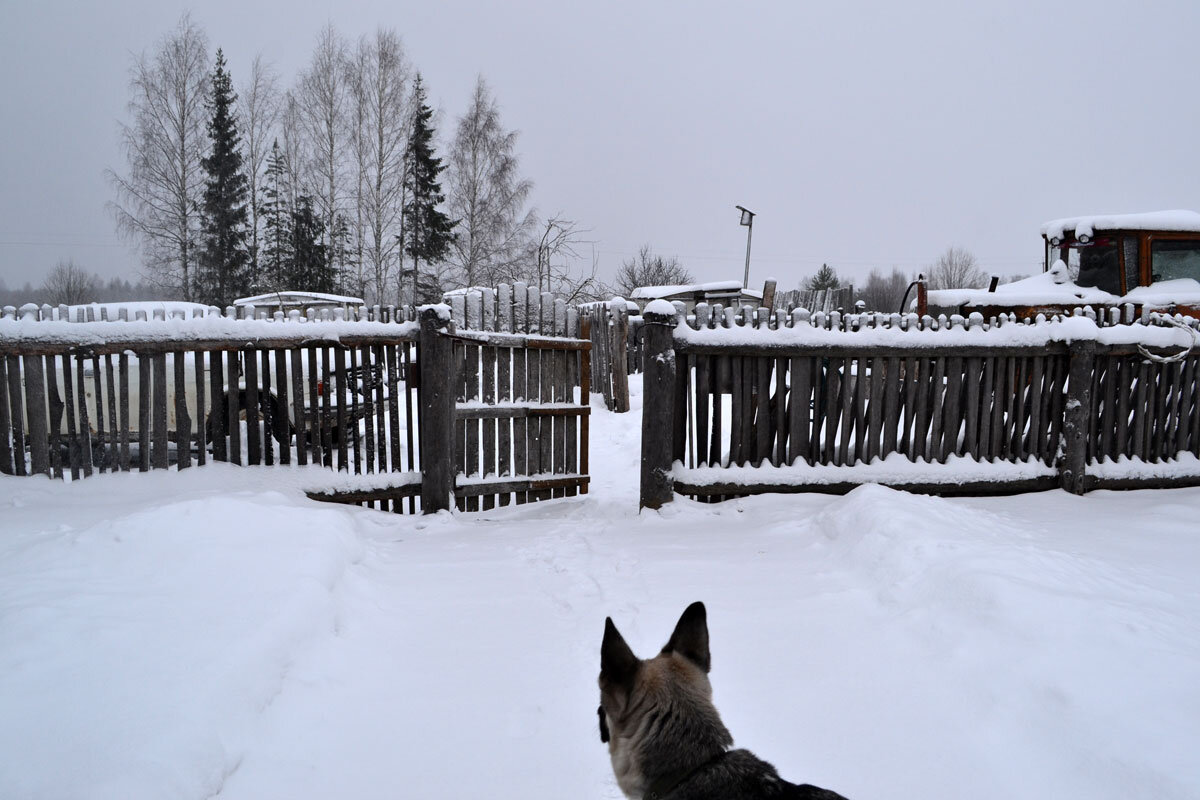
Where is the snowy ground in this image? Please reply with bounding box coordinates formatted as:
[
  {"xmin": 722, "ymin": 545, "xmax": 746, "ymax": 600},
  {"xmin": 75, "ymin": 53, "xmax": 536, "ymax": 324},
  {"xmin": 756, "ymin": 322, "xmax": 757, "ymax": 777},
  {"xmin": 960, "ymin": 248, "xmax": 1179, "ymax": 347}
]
[{"xmin": 2, "ymin": 379, "xmax": 1199, "ymax": 800}]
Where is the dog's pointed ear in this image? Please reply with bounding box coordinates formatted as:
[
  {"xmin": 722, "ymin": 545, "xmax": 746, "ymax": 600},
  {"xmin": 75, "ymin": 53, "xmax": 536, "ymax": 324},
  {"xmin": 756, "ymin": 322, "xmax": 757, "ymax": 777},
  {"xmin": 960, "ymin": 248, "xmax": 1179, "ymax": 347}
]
[
  {"xmin": 661, "ymin": 601, "xmax": 711, "ymax": 672},
  {"xmin": 601, "ymin": 617, "xmax": 639, "ymax": 687}
]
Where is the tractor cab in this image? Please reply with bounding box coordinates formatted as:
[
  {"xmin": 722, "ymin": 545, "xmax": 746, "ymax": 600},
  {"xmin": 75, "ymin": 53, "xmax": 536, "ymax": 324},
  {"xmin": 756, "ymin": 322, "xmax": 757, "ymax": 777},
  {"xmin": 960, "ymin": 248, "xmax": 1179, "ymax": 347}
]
[{"xmin": 924, "ymin": 211, "xmax": 1200, "ymax": 319}]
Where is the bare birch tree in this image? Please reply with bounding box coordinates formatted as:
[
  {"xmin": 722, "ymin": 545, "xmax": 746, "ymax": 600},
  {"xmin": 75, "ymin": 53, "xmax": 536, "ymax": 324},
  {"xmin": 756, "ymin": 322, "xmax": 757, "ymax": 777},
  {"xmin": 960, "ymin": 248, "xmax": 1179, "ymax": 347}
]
[
  {"xmin": 42, "ymin": 259, "xmax": 99, "ymax": 306},
  {"xmin": 614, "ymin": 244, "xmax": 693, "ymax": 296},
  {"xmin": 237, "ymin": 54, "xmax": 280, "ymax": 290},
  {"xmin": 296, "ymin": 25, "xmax": 349, "ymax": 289},
  {"xmin": 445, "ymin": 76, "xmax": 535, "ymax": 289},
  {"xmin": 927, "ymin": 246, "xmax": 987, "ymax": 289},
  {"xmin": 346, "ymin": 29, "xmax": 410, "ymax": 303},
  {"xmin": 107, "ymin": 14, "xmax": 211, "ymax": 299}
]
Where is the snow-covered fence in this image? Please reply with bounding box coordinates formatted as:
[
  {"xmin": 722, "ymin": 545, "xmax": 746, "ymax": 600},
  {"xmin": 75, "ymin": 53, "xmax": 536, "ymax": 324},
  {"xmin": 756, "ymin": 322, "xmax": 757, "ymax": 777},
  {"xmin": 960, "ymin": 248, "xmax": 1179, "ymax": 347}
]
[
  {"xmin": 0, "ymin": 290, "xmax": 592, "ymax": 514},
  {"xmin": 443, "ymin": 284, "xmax": 592, "ymax": 509},
  {"xmin": 639, "ymin": 304, "xmax": 1200, "ymax": 507}
]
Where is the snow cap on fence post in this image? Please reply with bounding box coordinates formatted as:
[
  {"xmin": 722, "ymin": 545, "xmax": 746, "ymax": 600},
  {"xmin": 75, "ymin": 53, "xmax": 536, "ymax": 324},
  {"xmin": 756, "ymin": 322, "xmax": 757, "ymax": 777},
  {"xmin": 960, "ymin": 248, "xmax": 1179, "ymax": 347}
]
[{"xmin": 640, "ymin": 302, "xmax": 677, "ymax": 510}]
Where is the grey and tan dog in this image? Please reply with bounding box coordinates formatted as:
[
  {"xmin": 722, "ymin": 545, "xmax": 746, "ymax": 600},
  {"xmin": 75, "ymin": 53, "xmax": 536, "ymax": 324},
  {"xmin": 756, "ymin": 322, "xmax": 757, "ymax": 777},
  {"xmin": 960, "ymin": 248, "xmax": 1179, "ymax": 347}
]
[{"xmin": 599, "ymin": 602, "xmax": 849, "ymax": 800}]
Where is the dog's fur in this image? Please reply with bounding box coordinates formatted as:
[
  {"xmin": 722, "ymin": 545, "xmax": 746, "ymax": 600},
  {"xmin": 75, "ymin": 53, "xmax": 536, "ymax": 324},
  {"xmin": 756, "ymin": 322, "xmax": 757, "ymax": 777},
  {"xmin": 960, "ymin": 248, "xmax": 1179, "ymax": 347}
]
[{"xmin": 598, "ymin": 602, "xmax": 849, "ymax": 800}]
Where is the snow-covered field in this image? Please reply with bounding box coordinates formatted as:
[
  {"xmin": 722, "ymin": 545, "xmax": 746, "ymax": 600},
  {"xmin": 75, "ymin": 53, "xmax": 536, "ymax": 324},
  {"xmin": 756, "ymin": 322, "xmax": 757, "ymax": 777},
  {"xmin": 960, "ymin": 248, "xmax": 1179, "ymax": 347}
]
[{"xmin": 2, "ymin": 379, "xmax": 1199, "ymax": 800}]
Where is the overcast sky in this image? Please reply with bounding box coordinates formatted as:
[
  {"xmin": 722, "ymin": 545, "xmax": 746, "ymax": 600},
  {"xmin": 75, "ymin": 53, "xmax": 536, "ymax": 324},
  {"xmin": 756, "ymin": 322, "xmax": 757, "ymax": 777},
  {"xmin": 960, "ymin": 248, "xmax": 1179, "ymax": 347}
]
[{"xmin": 3, "ymin": 0, "xmax": 1199, "ymax": 293}]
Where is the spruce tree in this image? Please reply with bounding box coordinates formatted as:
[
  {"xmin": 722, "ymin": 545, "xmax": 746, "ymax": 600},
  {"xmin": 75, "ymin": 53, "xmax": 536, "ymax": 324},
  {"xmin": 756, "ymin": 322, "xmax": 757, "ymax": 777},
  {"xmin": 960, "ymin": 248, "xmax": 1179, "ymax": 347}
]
[
  {"xmin": 197, "ymin": 48, "xmax": 251, "ymax": 307},
  {"xmin": 291, "ymin": 196, "xmax": 332, "ymax": 293},
  {"xmin": 806, "ymin": 263, "xmax": 841, "ymax": 292},
  {"xmin": 260, "ymin": 139, "xmax": 293, "ymax": 291},
  {"xmin": 401, "ymin": 73, "xmax": 456, "ymax": 304}
]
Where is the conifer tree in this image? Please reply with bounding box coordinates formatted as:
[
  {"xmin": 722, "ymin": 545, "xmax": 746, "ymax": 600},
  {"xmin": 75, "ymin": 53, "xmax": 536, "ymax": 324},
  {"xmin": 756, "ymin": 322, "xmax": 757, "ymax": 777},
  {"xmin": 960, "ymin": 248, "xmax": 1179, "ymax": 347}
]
[
  {"xmin": 401, "ymin": 73, "xmax": 456, "ymax": 304},
  {"xmin": 197, "ymin": 49, "xmax": 251, "ymax": 306},
  {"xmin": 259, "ymin": 139, "xmax": 293, "ymax": 291},
  {"xmin": 806, "ymin": 263, "xmax": 841, "ymax": 292},
  {"xmin": 291, "ymin": 196, "xmax": 333, "ymax": 293}
]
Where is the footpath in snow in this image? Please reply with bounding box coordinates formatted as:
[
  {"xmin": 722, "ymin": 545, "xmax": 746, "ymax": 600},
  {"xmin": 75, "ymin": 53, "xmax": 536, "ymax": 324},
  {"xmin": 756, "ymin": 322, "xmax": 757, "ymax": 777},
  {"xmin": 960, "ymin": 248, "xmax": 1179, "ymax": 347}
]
[{"xmin": 1, "ymin": 381, "xmax": 1199, "ymax": 800}]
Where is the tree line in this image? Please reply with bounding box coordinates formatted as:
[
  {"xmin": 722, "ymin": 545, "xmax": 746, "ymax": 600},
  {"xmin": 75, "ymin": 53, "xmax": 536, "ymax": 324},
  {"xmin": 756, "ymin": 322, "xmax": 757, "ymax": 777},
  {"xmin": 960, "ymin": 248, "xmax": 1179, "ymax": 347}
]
[
  {"xmin": 107, "ymin": 15, "xmax": 602, "ymax": 309},
  {"xmin": 0, "ymin": 259, "xmax": 175, "ymax": 308}
]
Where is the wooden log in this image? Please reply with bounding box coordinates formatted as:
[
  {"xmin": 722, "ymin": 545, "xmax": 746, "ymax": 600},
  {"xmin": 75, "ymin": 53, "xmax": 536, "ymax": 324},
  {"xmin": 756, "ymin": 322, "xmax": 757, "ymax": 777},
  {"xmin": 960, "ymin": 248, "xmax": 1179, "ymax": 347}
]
[
  {"xmin": 119, "ymin": 353, "xmax": 132, "ymax": 471},
  {"xmin": 640, "ymin": 307, "xmax": 676, "ymax": 509},
  {"xmin": 418, "ymin": 307, "xmax": 455, "ymax": 513},
  {"xmin": 1174, "ymin": 356, "xmax": 1194, "ymax": 457},
  {"xmin": 46, "ymin": 355, "xmax": 63, "ymax": 479},
  {"xmin": 175, "ymin": 352, "xmax": 191, "ymax": 469},
  {"xmin": 152, "ymin": 354, "xmax": 168, "ymax": 470},
  {"xmin": 23, "ymin": 354, "xmax": 50, "ymax": 476}
]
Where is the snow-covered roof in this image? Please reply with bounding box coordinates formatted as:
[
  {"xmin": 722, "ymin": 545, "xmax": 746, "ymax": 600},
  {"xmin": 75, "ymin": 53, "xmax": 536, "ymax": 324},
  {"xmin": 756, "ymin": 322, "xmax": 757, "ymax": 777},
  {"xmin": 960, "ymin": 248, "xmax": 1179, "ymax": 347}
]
[
  {"xmin": 630, "ymin": 281, "xmax": 748, "ymax": 299},
  {"xmin": 927, "ymin": 261, "xmax": 1200, "ymax": 310},
  {"xmin": 234, "ymin": 291, "xmax": 365, "ymax": 307},
  {"xmin": 1041, "ymin": 210, "xmax": 1200, "ymax": 240}
]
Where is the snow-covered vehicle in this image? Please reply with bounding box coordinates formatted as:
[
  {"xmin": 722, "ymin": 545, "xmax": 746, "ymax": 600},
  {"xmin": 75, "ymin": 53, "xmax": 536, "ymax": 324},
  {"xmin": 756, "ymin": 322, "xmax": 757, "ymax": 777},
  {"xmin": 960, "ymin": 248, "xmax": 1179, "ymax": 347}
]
[{"xmin": 925, "ymin": 210, "xmax": 1200, "ymax": 319}]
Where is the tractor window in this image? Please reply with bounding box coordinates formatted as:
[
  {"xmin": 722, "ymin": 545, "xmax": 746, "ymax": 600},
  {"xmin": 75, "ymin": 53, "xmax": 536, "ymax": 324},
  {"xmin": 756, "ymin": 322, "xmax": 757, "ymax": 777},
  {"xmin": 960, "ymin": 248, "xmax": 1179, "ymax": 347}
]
[
  {"xmin": 1073, "ymin": 242, "xmax": 1121, "ymax": 294},
  {"xmin": 1150, "ymin": 240, "xmax": 1200, "ymax": 283}
]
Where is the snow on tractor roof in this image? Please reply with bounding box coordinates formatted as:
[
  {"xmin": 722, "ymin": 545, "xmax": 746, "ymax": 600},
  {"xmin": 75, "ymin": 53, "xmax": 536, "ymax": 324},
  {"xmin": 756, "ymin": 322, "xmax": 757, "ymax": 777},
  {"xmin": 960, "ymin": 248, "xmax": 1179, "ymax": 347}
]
[
  {"xmin": 234, "ymin": 291, "xmax": 365, "ymax": 307},
  {"xmin": 1041, "ymin": 210, "xmax": 1200, "ymax": 241}
]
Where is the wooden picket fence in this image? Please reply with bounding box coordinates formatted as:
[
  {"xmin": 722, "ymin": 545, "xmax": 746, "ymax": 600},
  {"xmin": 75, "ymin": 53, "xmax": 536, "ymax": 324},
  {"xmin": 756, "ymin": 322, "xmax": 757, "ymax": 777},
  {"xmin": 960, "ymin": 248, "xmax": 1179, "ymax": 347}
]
[
  {"xmin": 638, "ymin": 303, "xmax": 1200, "ymax": 507},
  {"xmin": 0, "ymin": 284, "xmax": 591, "ymax": 513}
]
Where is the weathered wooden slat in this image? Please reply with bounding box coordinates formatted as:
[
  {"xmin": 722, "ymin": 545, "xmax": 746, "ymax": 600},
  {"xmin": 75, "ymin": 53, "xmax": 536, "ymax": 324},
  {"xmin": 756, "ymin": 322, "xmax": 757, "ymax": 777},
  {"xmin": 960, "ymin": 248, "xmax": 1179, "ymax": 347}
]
[
  {"xmin": 926, "ymin": 357, "xmax": 946, "ymax": 464},
  {"xmin": 90, "ymin": 355, "xmax": 106, "ymax": 472},
  {"xmin": 137, "ymin": 353, "xmax": 150, "ymax": 472},
  {"xmin": 461, "ymin": 344, "xmax": 477, "ymax": 510},
  {"xmin": 119, "ymin": 353, "xmax": 132, "ymax": 471},
  {"xmin": 321, "ymin": 347, "xmax": 335, "ymax": 467},
  {"xmin": 75, "ymin": 356, "xmax": 93, "ymax": 476},
  {"xmin": 789, "ymin": 356, "xmax": 813, "ymax": 466},
  {"xmin": 882, "ymin": 357, "xmax": 901, "ymax": 458},
  {"xmin": 0, "ymin": 355, "xmax": 12, "ymax": 475},
  {"xmin": 383, "ymin": 344, "xmax": 401, "ymax": 496},
  {"xmin": 260, "ymin": 350, "xmax": 275, "ymax": 466},
  {"xmin": 1174, "ymin": 357, "xmax": 1194, "ymax": 456},
  {"xmin": 536, "ymin": 331, "xmax": 553, "ymax": 502},
  {"xmin": 482, "ymin": 344, "xmax": 497, "ymax": 486},
  {"xmin": 308, "ymin": 347, "xmax": 323, "ymax": 466},
  {"xmin": 151, "ymin": 354, "xmax": 168, "ymax": 470},
  {"xmin": 742, "ymin": 357, "xmax": 756, "ymax": 466},
  {"xmin": 729, "ymin": 356, "xmax": 744, "ymax": 465},
  {"xmin": 1098, "ymin": 356, "xmax": 1116, "ymax": 461},
  {"xmin": 838, "ymin": 358, "xmax": 857, "ymax": 466},
  {"xmin": 753, "ymin": 357, "xmax": 771, "ymax": 466},
  {"xmin": 942, "ymin": 356, "xmax": 963, "ymax": 461},
  {"xmin": 333, "ymin": 347, "xmax": 348, "ymax": 471},
  {"xmin": 348, "ymin": 347, "xmax": 361, "ymax": 474},
  {"xmin": 711, "ymin": 355, "xmax": 726, "ymax": 466},
  {"xmin": 244, "ymin": 350, "xmax": 260, "ymax": 466},
  {"xmin": 900, "ymin": 357, "xmax": 918, "ymax": 459},
  {"xmin": 867, "ymin": 357, "xmax": 884, "ymax": 462},
  {"xmin": 1011, "ymin": 357, "xmax": 1028, "ymax": 461},
  {"xmin": 23, "ymin": 354, "xmax": 49, "ymax": 476},
  {"xmin": 46, "ymin": 355, "xmax": 63, "ymax": 479},
  {"xmin": 372, "ymin": 345, "xmax": 387, "ymax": 473},
  {"xmin": 61, "ymin": 354, "xmax": 80, "ymax": 478},
  {"xmin": 287, "ymin": 348, "xmax": 303, "ymax": 467},
  {"xmin": 772, "ymin": 356, "xmax": 787, "ymax": 466},
  {"xmin": 675, "ymin": 352, "xmax": 692, "ymax": 465},
  {"xmin": 498, "ymin": 344, "xmax": 512, "ymax": 486},
  {"xmin": 1113, "ymin": 356, "xmax": 1131, "ymax": 460},
  {"xmin": 1027, "ymin": 356, "xmax": 1045, "ymax": 464},
  {"xmin": 359, "ymin": 347, "xmax": 374, "ymax": 474},
  {"xmin": 226, "ymin": 350, "xmax": 241, "ymax": 466},
  {"xmin": 513, "ymin": 344, "xmax": 528, "ymax": 503},
  {"xmin": 695, "ymin": 355, "xmax": 710, "ymax": 466},
  {"xmin": 822, "ymin": 358, "xmax": 841, "ymax": 465},
  {"xmin": 175, "ymin": 352, "xmax": 191, "ymax": 469}
]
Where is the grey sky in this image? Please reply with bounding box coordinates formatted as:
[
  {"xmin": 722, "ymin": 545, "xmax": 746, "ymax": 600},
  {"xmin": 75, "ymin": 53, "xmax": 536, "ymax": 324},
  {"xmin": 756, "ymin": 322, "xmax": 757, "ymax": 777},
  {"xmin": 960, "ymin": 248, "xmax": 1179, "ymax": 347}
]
[{"xmin": 3, "ymin": 0, "xmax": 1199, "ymax": 293}]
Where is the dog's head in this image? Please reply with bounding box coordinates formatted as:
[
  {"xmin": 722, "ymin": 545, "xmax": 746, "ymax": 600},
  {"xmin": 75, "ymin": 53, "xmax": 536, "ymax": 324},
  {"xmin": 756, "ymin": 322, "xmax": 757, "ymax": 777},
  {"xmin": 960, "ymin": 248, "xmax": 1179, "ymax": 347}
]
[{"xmin": 598, "ymin": 602, "xmax": 730, "ymax": 797}]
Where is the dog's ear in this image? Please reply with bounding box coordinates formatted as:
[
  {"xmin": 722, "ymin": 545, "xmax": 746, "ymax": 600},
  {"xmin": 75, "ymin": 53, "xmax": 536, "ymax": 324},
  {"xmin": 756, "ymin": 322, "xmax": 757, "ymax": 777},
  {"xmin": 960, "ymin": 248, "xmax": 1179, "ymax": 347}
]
[
  {"xmin": 601, "ymin": 617, "xmax": 639, "ymax": 688},
  {"xmin": 662, "ymin": 601, "xmax": 711, "ymax": 672}
]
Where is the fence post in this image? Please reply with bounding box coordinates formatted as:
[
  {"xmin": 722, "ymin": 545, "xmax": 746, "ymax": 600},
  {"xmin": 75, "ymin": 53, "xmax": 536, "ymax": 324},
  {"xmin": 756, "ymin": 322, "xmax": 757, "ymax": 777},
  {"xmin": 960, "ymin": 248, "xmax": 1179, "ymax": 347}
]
[
  {"xmin": 1060, "ymin": 339, "xmax": 1097, "ymax": 495},
  {"xmin": 640, "ymin": 306, "xmax": 676, "ymax": 510},
  {"xmin": 612, "ymin": 302, "xmax": 631, "ymax": 413},
  {"xmin": 419, "ymin": 306, "xmax": 455, "ymax": 513}
]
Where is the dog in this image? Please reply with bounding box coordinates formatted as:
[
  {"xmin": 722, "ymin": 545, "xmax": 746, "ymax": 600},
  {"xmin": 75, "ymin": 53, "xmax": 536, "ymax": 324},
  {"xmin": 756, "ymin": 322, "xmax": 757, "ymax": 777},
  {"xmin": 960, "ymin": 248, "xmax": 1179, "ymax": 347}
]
[{"xmin": 598, "ymin": 602, "xmax": 849, "ymax": 800}]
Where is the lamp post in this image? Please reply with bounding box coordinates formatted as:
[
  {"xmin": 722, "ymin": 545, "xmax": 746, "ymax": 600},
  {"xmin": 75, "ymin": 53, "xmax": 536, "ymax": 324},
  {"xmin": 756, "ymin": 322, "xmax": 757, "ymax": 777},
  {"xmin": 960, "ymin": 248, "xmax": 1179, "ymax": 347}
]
[{"xmin": 736, "ymin": 205, "xmax": 755, "ymax": 288}]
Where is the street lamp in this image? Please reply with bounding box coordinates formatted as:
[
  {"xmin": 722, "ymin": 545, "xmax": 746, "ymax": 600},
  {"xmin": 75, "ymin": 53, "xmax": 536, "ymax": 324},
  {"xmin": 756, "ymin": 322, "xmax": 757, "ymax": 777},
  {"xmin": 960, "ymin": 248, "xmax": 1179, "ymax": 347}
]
[{"xmin": 735, "ymin": 205, "xmax": 755, "ymax": 288}]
